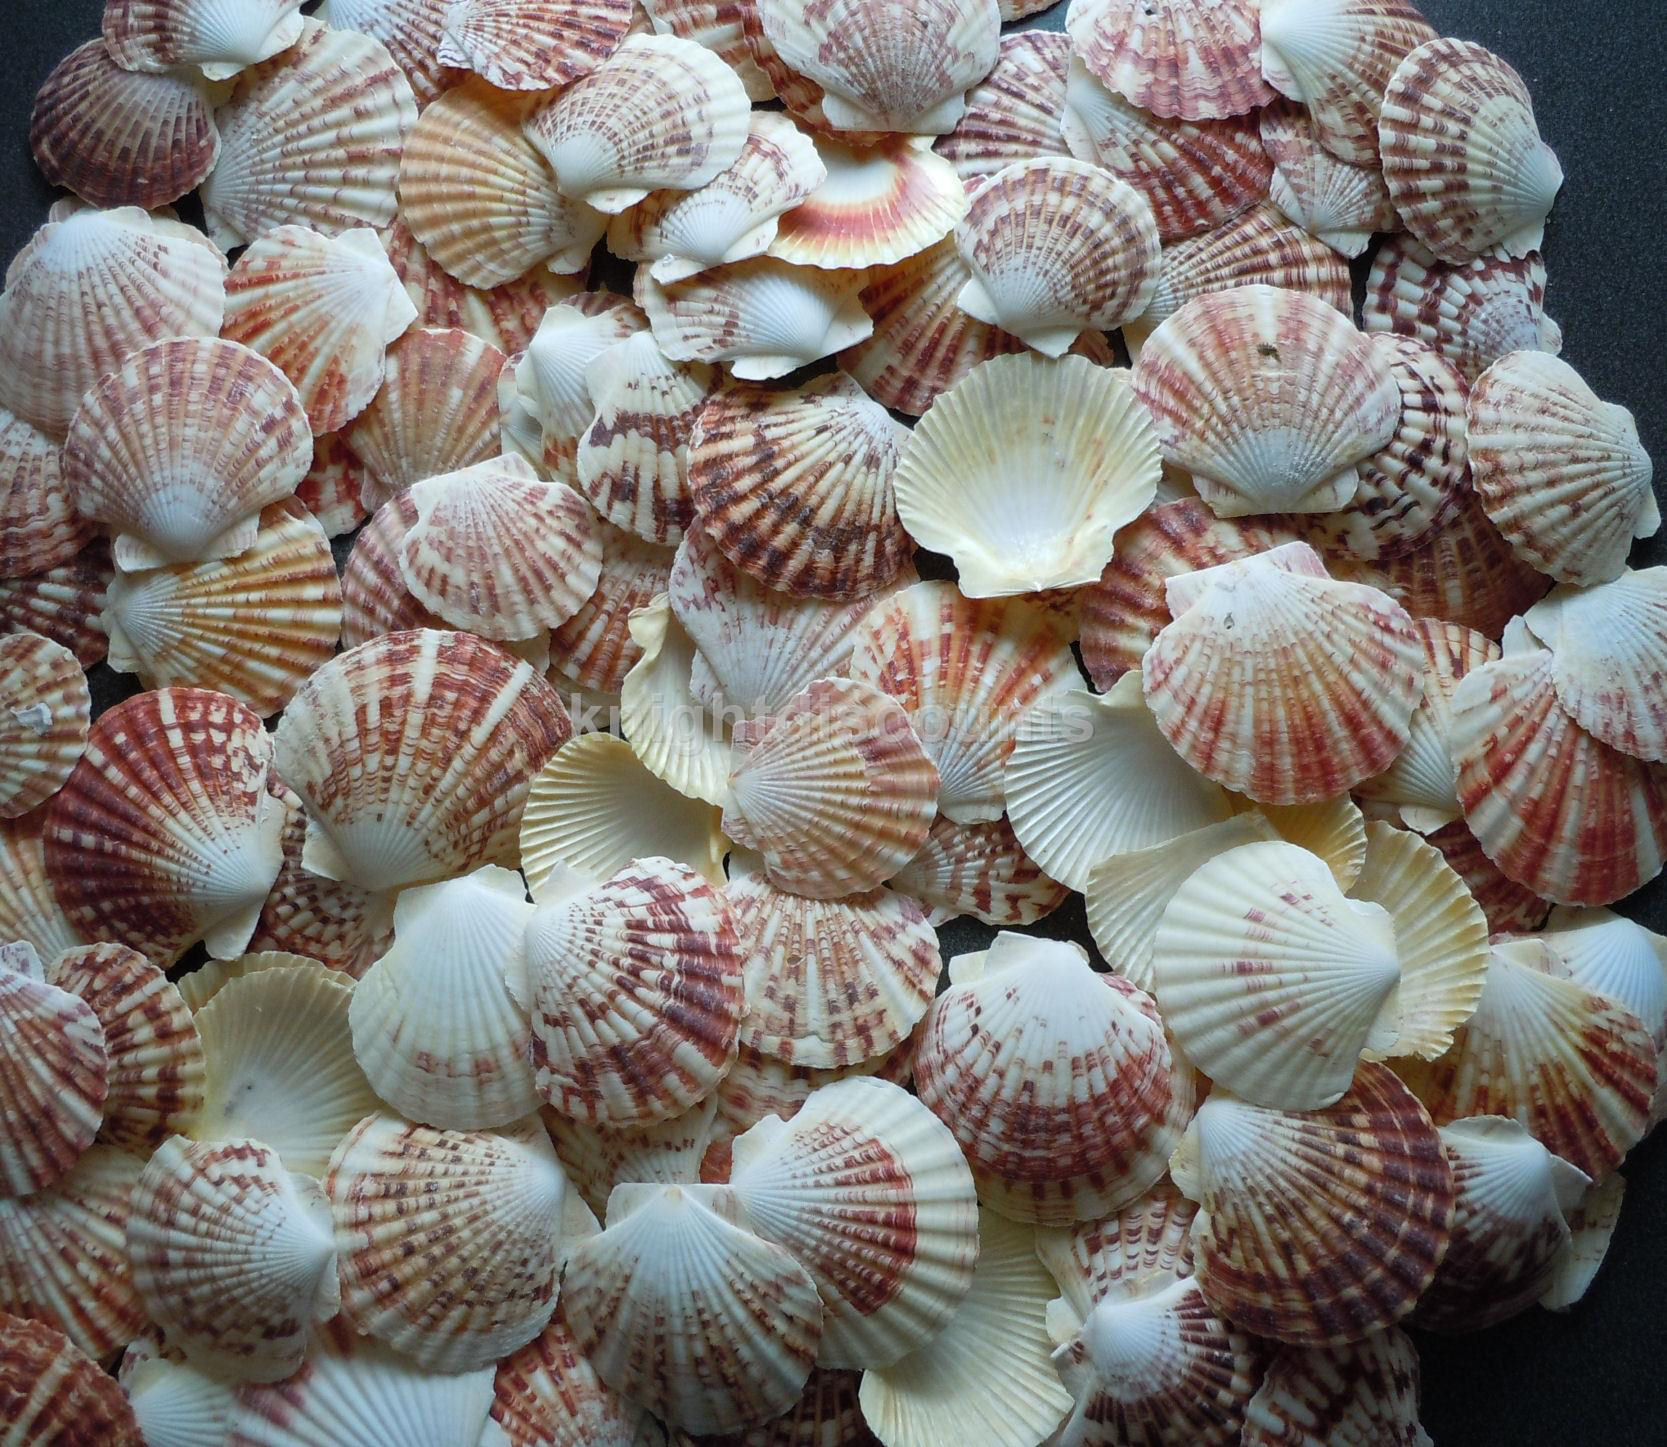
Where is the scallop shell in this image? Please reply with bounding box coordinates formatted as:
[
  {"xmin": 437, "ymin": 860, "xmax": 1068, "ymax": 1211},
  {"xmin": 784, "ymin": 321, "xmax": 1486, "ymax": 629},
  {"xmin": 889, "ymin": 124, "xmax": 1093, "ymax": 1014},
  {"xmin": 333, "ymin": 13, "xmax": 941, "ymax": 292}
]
[
  {"xmin": 1451, "ymin": 649, "xmax": 1667, "ymax": 905},
  {"xmin": 709, "ymin": 1043, "xmax": 916, "ymax": 1163},
  {"xmin": 1133, "ymin": 285, "xmax": 1401, "ymax": 517},
  {"xmin": 325, "ymin": 1114, "xmax": 565, "ymax": 1373},
  {"xmin": 29, "ymin": 39, "xmax": 218, "ymax": 211},
  {"xmin": 350, "ymin": 867, "xmax": 537, "ymax": 1130},
  {"xmin": 0, "ymin": 206, "xmax": 226, "ymax": 441},
  {"xmin": 1541, "ymin": 1170, "xmax": 1625, "ymax": 1312},
  {"xmin": 544, "ymin": 1096, "xmax": 720, "ymax": 1220},
  {"xmin": 103, "ymin": 0, "xmax": 304, "ymax": 78},
  {"xmin": 723, "ymin": 677, "xmax": 939, "ymax": 899},
  {"xmin": 1426, "ymin": 817, "xmax": 1551, "ymax": 935},
  {"xmin": 0, "ymin": 816, "xmax": 84, "ymax": 966},
  {"xmin": 686, "ymin": 1367, "xmax": 875, "ymax": 1447},
  {"xmin": 1362, "ymin": 235, "xmax": 1560, "ymax": 383},
  {"xmin": 338, "ymin": 492, "xmax": 446, "ymax": 647},
  {"xmin": 1379, "ymin": 38, "xmax": 1563, "ymax": 264},
  {"xmin": 0, "ymin": 1146, "xmax": 148, "ymax": 1360},
  {"xmin": 1142, "ymin": 544, "xmax": 1424, "ymax": 805},
  {"xmin": 1467, "ymin": 351, "xmax": 1657, "ymax": 587},
  {"xmin": 642, "ymin": 0, "xmax": 774, "ymax": 100},
  {"xmin": 727, "ymin": 867, "xmax": 939, "ymax": 1067},
  {"xmin": 502, "ymin": 296, "xmax": 645, "ymax": 473},
  {"xmin": 756, "ymin": 0, "xmax": 999, "ymax": 135},
  {"xmin": 0, "ymin": 1312, "xmax": 143, "ymax": 1444},
  {"xmin": 491, "ymin": 1304, "xmax": 662, "ymax": 1447},
  {"xmin": 120, "ymin": 1333, "xmax": 239, "ymax": 1447},
  {"xmin": 1235, "ymin": 794, "xmax": 1370, "ymax": 892},
  {"xmin": 315, "ymin": 0, "xmax": 462, "ymax": 108},
  {"xmin": 620, "ymin": 593, "xmax": 736, "ymax": 807},
  {"xmin": 126, "ymin": 1137, "xmax": 337, "ymax": 1381},
  {"xmin": 1260, "ymin": 98, "xmax": 1398, "ymax": 257},
  {"xmin": 1397, "ymin": 936, "xmax": 1657, "ymax": 1182},
  {"xmin": 525, "ymin": 34, "xmax": 750, "ymax": 214},
  {"xmin": 46, "ymin": 943, "xmax": 203, "ymax": 1157},
  {"xmin": 438, "ymin": 0, "xmax": 633, "ymax": 90},
  {"xmin": 1170, "ymin": 1062, "xmax": 1455, "ymax": 1344},
  {"xmin": 688, "ymin": 371, "xmax": 909, "ymax": 600},
  {"xmin": 1068, "ymin": 0, "xmax": 1271, "ymax": 121},
  {"xmin": 545, "ymin": 525, "xmax": 673, "ymax": 703},
  {"xmin": 293, "ymin": 432, "xmax": 371, "ymax": 538},
  {"xmin": 916, "ymin": 934, "xmax": 1196, "ymax": 1225},
  {"xmin": 1240, "ymin": 1325, "xmax": 1431, "ymax": 1446},
  {"xmin": 856, "ymin": 1207, "xmax": 1073, "ymax": 1447},
  {"xmin": 175, "ymin": 949, "xmax": 325, "ymax": 1015},
  {"xmin": 0, "ymin": 409, "xmax": 91, "ymax": 579},
  {"xmin": 222, "ymin": 226, "xmax": 416, "ymax": 435},
  {"xmin": 43, "ymin": 688, "xmax": 286, "ymax": 963},
  {"xmin": 1061, "ymin": 56, "xmax": 1271, "ymax": 244},
  {"xmin": 935, "ymin": 31, "xmax": 1069, "ymax": 184},
  {"xmin": 0, "ymin": 546, "xmax": 112, "ymax": 672},
  {"xmin": 564, "ymin": 1183, "xmax": 823, "ymax": 1435},
  {"xmin": 1258, "ymin": 0, "xmax": 1437, "ymax": 164},
  {"xmin": 276, "ymin": 629, "xmax": 570, "ymax": 892},
  {"xmin": 894, "ymin": 353, "xmax": 1159, "ymax": 597},
  {"xmin": 527, "ymin": 857, "xmax": 744, "ymax": 1124},
  {"xmin": 639, "ymin": 257, "xmax": 872, "ymax": 380},
  {"xmin": 192, "ymin": 961, "xmax": 381, "ymax": 1176},
  {"xmin": 1034, "ymin": 1178, "xmax": 1201, "ymax": 1301},
  {"xmin": 890, "ymin": 814, "xmax": 1069, "ymax": 928},
  {"xmin": 0, "ymin": 631, "xmax": 89, "ymax": 821}
]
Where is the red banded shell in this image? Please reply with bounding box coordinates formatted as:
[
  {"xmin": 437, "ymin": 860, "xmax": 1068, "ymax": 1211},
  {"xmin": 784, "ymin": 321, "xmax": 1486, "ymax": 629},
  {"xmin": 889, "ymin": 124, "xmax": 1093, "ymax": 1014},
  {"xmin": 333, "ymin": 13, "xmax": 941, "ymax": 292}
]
[
  {"xmin": 1242, "ymin": 1325, "xmax": 1432, "ymax": 1445},
  {"xmin": 1068, "ymin": 0, "xmax": 1272, "ymax": 121},
  {"xmin": 103, "ymin": 0, "xmax": 305, "ymax": 78},
  {"xmin": 491, "ymin": 1304, "xmax": 659, "ymax": 1446},
  {"xmin": 315, "ymin": 0, "xmax": 462, "ymax": 108},
  {"xmin": 438, "ymin": 0, "xmax": 634, "ymax": 91},
  {"xmin": 890, "ymin": 814, "xmax": 1070, "ymax": 928},
  {"xmin": 934, "ymin": 31, "xmax": 1070, "ymax": 184},
  {"xmin": 0, "ymin": 409, "xmax": 90, "ymax": 578},
  {"xmin": 0, "ymin": 1312, "xmax": 143, "ymax": 1445},
  {"xmin": 1425, "ymin": 817, "xmax": 1552, "ymax": 935},
  {"xmin": 0, "ymin": 815, "xmax": 85, "ymax": 964},
  {"xmin": 548, "ymin": 521, "xmax": 675, "ymax": 697}
]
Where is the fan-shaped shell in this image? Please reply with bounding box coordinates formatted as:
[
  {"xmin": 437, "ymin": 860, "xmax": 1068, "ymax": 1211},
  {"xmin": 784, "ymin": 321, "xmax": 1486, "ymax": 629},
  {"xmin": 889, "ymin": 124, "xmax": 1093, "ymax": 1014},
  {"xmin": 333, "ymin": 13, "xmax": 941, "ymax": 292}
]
[
  {"xmin": 491, "ymin": 1304, "xmax": 661, "ymax": 1447},
  {"xmin": 546, "ymin": 522, "xmax": 674, "ymax": 701},
  {"xmin": 1068, "ymin": 0, "xmax": 1271, "ymax": 121},
  {"xmin": 1426, "ymin": 817, "xmax": 1551, "ymax": 936},
  {"xmin": 0, "ymin": 1312, "xmax": 143, "ymax": 1444},
  {"xmin": 439, "ymin": 0, "xmax": 633, "ymax": 90},
  {"xmin": 620, "ymin": 593, "xmax": 736, "ymax": 807},
  {"xmin": 0, "ymin": 409, "xmax": 90, "ymax": 578},
  {"xmin": 1170, "ymin": 1062, "xmax": 1455, "ymax": 1344},
  {"xmin": 276, "ymin": 629, "xmax": 571, "ymax": 892},
  {"xmin": 293, "ymin": 432, "xmax": 370, "ymax": 538},
  {"xmin": 891, "ymin": 814, "xmax": 1069, "ymax": 928},
  {"xmin": 1034, "ymin": 1179, "xmax": 1201, "ymax": 1301},
  {"xmin": 709, "ymin": 1043, "xmax": 916, "ymax": 1162},
  {"xmin": 935, "ymin": 31, "xmax": 1070, "ymax": 184},
  {"xmin": 315, "ymin": 0, "xmax": 462, "ymax": 108},
  {"xmin": 1240, "ymin": 1325, "xmax": 1431, "ymax": 1445},
  {"xmin": 0, "ymin": 630, "xmax": 89, "ymax": 820},
  {"xmin": 1261, "ymin": 98, "xmax": 1397, "ymax": 257},
  {"xmin": 338, "ymin": 492, "xmax": 444, "ymax": 647},
  {"xmin": 104, "ymin": 0, "xmax": 304, "ymax": 78},
  {"xmin": 121, "ymin": 1337, "xmax": 238, "ymax": 1446},
  {"xmin": 642, "ymin": 0, "xmax": 772, "ymax": 102},
  {"xmin": 0, "ymin": 545, "xmax": 112, "ymax": 671},
  {"xmin": 1379, "ymin": 38, "xmax": 1563, "ymax": 264},
  {"xmin": 1237, "ymin": 794, "xmax": 1371, "ymax": 892},
  {"xmin": 1542, "ymin": 1171, "xmax": 1625, "ymax": 1312},
  {"xmin": 544, "ymin": 1096, "xmax": 720, "ymax": 1222},
  {"xmin": 0, "ymin": 814, "xmax": 85, "ymax": 963}
]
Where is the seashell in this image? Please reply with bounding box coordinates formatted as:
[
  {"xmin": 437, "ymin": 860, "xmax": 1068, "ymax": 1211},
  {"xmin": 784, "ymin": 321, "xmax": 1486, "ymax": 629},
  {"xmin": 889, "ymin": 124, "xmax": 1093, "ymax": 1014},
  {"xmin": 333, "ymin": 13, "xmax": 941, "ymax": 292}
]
[
  {"xmin": 687, "ymin": 372, "xmax": 908, "ymax": 600},
  {"xmin": 226, "ymin": 1318, "xmax": 498, "ymax": 1445},
  {"xmin": 192, "ymin": 961, "xmax": 380, "ymax": 1177},
  {"xmin": 1541, "ymin": 1170, "xmax": 1625, "ymax": 1312},
  {"xmin": 64, "ymin": 338, "xmax": 310, "ymax": 571},
  {"xmin": 294, "ymin": 431, "xmax": 371, "ymax": 537},
  {"xmin": 642, "ymin": 0, "xmax": 774, "ymax": 101},
  {"xmin": 175, "ymin": 949, "xmax": 325, "ymax": 1015},
  {"xmin": 1466, "ymin": 351, "xmax": 1657, "ymax": 587},
  {"xmin": 338, "ymin": 492, "xmax": 445, "ymax": 647},
  {"xmin": 1133, "ymin": 285, "xmax": 1401, "ymax": 518},
  {"xmin": 935, "ymin": 31, "xmax": 1069, "ymax": 185},
  {"xmin": 1142, "ymin": 544, "xmax": 1424, "ymax": 805},
  {"xmin": 315, "ymin": 0, "xmax": 462, "ymax": 108},
  {"xmin": 491, "ymin": 1303, "xmax": 662, "ymax": 1447},
  {"xmin": 1451, "ymin": 649, "xmax": 1667, "ymax": 905},
  {"xmin": 43, "ymin": 688, "xmax": 286, "ymax": 963},
  {"xmin": 1362, "ymin": 234, "xmax": 1560, "ymax": 382},
  {"xmin": 890, "ymin": 814, "xmax": 1069, "ymax": 928},
  {"xmin": 1240, "ymin": 1325, "xmax": 1431, "ymax": 1445},
  {"xmin": 0, "ymin": 206, "xmax": 226, "ymax": 441},
  {"xmin": 857, "ymin": 1207, "xmax": 1073, "ymax": 1447},
  {"xmin": 916, "ymin": 934, "xmax": 1196, "ymax": 1225},
  {"xmin": 46, "ymin": 943, "xmax": 203, "ymax": 1157},
  {"xmin": 728, "ymin": 1075, "xmax": 978, "ymax": 1368},
  {"xmin": 0, "ymin": 1146, "xmax": 148, "ymax": 1359},
  {"xmin": 895, "ymin": 353, "xmax": 1159, "ymax": 596},
  {"xmin": 103, "ymin": 0, "xmax": 304, "ymax": 79},
  {"xmin": 277, "ymin": 629, "xmax": 570, "ymax": 891},
  {"xmin": 684, "ymin": 1367, "xmax": 875, "ymax": 1447},
  {"xmin": 1416, "ymin": 1117, "xmax": 1590, "ymax": 1333},
  {"xmin": 1258, "ymin": 0, "xmax": 1438, "ymax": 164},
  {"xmin": 0, "ymin": 548, "xmax": 112, "ymax": 674},
  {"xmin": 0, "ymin": 631, "xmax": 88, "ymax": 820},
  {"xmin": 770, "ymin": 134, "xmax": 967, "ymax": 271},
  {"xmin": 1260, "ymin": 98, "xmax": 1398, "ymax": 257},
  {"xmin": 850, "ymin": 582, "xmax": 1079, "ymax": 823},
  {"xmin": 1068, "ymin": 0, "xmax": 1272, "ymax": 121},
  {"xmin": 723, "ymin": 677, "xmax": 939, "ymax": 898},
  {"xmin": 121, "ymin": 1332, "xmax": 239, "ymax": 1447},
  {"xmin": 525, "ymin": 34, "xmax": 750, "ymax": 214},
  {"xmin": 438, "ymin": 0, "xmax": 633, "ymax": 91},
  {"xmin": 326, "ymin": 1114, "xmax": 565, "ymax": 1372},
  {"xmin": 953, "ymin": 157, "xmax": 1158, "ymax": 355},
  {"xmin": 546, "ymin": 526, "xmax": 673, "ymax": 704},
  {"xmin": 708, "ymin": 1043, "xmax": 917, "ymax": 1163},
  {"xmin": 1170, "ymin": 1061, "xmax": 1455, "ymax": 1344},
  {"xmin": 1426, "ymin": 816, "xmax": 1551, "ymax": 935},
  {"xmin": 545, "ymin": 1096, "xmax": 720, "ymax": 1220},
  {"xmin": 755, "ymin": 0, "xmax": 999, "ymax": 136},
  {"xmin": 1234, "ymin": 794, "xmax": 1370, "ymax": 892},
  {"xmin": 29, "ymin": 39, "xmax": 218, "ymax": 211},
  {"xmin": 1379, "ymin": 38, "xmax": 1563, "ymax": 264},
  {"xmin": 222, "ymin": 226, "xmax": 416, "ymax": 435},
  {"xmin": 563, "ymin": 1182, "xmax": 823, "ymax": 1434},
  {"xmin": 350, "ymin": 867, "xmax": 537, "ymax": 1130},
  {"xmin": 1061, "ymin": 57, "xmax": 1271, "ymax": 244},
  {"xmin": 0, "ymin": 815, "xmax": 86, "ymax": 966},
  {"xmin": 639, "ymin": 256, "xmax": 872, "ymax": 380},
  {"xmin": 126, "ymin": 1136, "xmax": 338, "ymax": 1381},
  {"xmin": 0, "ymin": 1312, "xmax": 143, "ymax": 1444},
  {"xmin": 620, "ymin": 593, "xmax": 736, "ymax": 806},
  {"xmin": 0, "ymin": 409, "xmax": 91, "ymax": 579},
  {"xmin": 727, "ymin": 865, "xmax": 939, "ymax": 1067},
  {"xmin": 0, "ymin": 940, "xmax": 105, "ymax": 1198},
  {"xmin": 1034, "ymin": 1179, "xmax": 1201, "ymax": 1313},
  {"xmin": 1395, "ymin": 937, "xmax": 1656, "ymax": 1181}
]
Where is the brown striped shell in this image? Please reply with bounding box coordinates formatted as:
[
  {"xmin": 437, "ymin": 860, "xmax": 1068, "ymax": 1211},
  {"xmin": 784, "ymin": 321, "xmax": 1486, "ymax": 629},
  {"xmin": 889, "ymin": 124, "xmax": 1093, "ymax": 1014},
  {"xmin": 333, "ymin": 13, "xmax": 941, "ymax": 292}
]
[
  {"xmin": 642, "ymin": 0, "xmax": 774, "ymax": 102},
  {"xmin": 889, "ymin": 814, "xmax": 1069, "ymax": 927},
  {"xmin": 315, "ymin": 0, "xmax": 462, "ymax": 108},
  {"xmin": 934, "ymin": 31, "xmax": 1070, "ymax": 184},
  {"xmin": 0, "ymin": 630, "xmax": 89, "ymax": 820},
  {"xmin": 547, "ymin": 521, "xmax": 677, "ymax": 699},
  {"xmin": 0, "ymin": 1311, "xmax": 143, "ymax": 1445},
  {"xmin": 293, "ymin": 432, "xmax": 369, "ymax": 537},
  {"xmin": 0, "ymin": 814, "xmax": 85, "ymax": 963},
  {"xmin": 544, "ymin": 1096, "xmax": 721, "ymax": 1220},
  {"xmin": 438, "ymin": 0, "xmax": 634, "ymax": 91},
  {"xmin": 0, "ymin": 408, "xmax": 91, "ymax": 579},
  {"xmin": 1241, "ymin": 1325, "xmax": 1432, "ymax": 1445},
  {"xmin": 1425, "ymin": 818, "xmax": 1552, "ymax": 935},
  {"xmin": 103, "ymin": 0, "xmax": 305, "ymax": 78},
  {"xmin": 491, "ymin": 1303, "xmax": 661, "ymax": 1446},
  {"xmin": 1068, "ymin": 0, "xmax": 1272, "ymax": 121},
  {"xmin": 1260, "ymin": 97, "xmax": 1398, "ymax": 257}
]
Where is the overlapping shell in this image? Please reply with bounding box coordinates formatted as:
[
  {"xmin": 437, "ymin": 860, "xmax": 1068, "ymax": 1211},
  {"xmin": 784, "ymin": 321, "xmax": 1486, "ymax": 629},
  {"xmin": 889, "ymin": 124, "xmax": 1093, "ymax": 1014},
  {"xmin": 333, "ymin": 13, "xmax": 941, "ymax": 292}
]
[
  {"xmin": 0, "ymin": 1312, "xmax": 143, "ymax": 1445},
  {"xmin": 1068, "ymin": 0, "xmax": 1272, "ymax": 122},
  {"xmin": 890, "ymin": 814, "xmax": 1069, "ymax": 928},
  {"xmin": 315, "ymin": 0, "xmax": 462, "ymax": 107},
  {"xmin": 0, "ymin": 630, "xmax": 89, "ymax": 820},
  {"xmin": 935, "ymin": 31, "xmax": 1070, "ymax": 184},
  {"xmin": 1241, "ymin": 1325, "xmax": 1432, "ymax": 1445},
  {"xmin": 0, "ymin": 408, "xmax": 90, "ymax": 578},
  {"xmin": 1261, "ymin": 98, "xmax": 1398, "ymax": 257},
  {"xmin": 438, "ymin": 0, "xmax": 634, "ymax": 90},
  {"xmin": 103, "ymin": 0, "xmax": 306, "ymax": 79}
]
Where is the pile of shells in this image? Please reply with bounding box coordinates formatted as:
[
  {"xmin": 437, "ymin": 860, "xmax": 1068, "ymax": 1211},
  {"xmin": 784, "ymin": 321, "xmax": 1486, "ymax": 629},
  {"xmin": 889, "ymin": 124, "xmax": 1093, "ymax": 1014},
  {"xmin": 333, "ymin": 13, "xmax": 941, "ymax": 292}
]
[{"xmin": 1, "ymin": 0, "xmax": 1661, "ymax": 1443}]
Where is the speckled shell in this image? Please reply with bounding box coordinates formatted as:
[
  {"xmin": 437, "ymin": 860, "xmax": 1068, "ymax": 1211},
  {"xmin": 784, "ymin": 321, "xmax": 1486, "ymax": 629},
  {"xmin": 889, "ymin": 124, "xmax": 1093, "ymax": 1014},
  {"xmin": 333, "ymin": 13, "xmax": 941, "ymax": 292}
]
[
  {"xmin": 1241, "ymin": 1325, "xmax": 1431, "ymax": 1446},
  {"xmin": 1068, "ymin": 0, "xmax": 1272, "ymax": 121},
  {"xmin": 126, "ymin": 1136, "xmax": 338, "ymax": 1381},
  {"xmin": 1035, "ymin": 1178, "xmax": 1202, "ymax": 1301},
  {"xmin": 0, "ymin": 409, "xmax": 90, "ymax": 579},
  {"xmin": 295, "ymin": 431, "xmax": 371, "ymax": 537},
  {"xmin": 491, "ymin": 1304, "xmax": 661, "ymax": 1447},
  {"xmin": 201, "ymin": 20, "xmax": 417, "ymax": 249},
  {"xmin": 1379, "ymin": 38, "xmax": 1563, "ymax": 264},
  {"xmin": 527, "ymin": 857, "xmax": 744, "ymax": 1125},
  {"xmin": 439, "ymin": 0, "xmax": 633, "ymax": 90},
  {"xmin": 0, "ymin": 814, "xmax": 85, "ymax": 963},
  {"xmin": 1170, "ymin": 1062, "xmax": 1455, "ymax": 1345},
  {"xmin": 723, "ymin": 677, "xmax": 939, "ymax": 899},
  {"xmin": 915, "ymin": 934, "xmax": 1195, "ymax": 1225},
  {"xmin": 545, "ymin": 521, "xmax": 674, "ymax": 700},
  {"xmin": 0, "ymin": 545, "xmax": 112, "ymax": 671},
  {"xmin": 30, "ymin": 39, "xmax": 218, "ymax": 211},
  {"xmin": 325, "ymin": 1114, "xmax": 566, "ymax": 1373},
  {"xmin": 0, "ymin": 631, "xmax": 88, "ymax": 820},
  {"xmin": 1426, "ymin": 818, "xmax": 1551, "ymax": 935},
  {"xmin": 338, "ymin": 492, "xmax": 444, "ymax": 647},
  {"xmin": 104, "ymin": 0, "xmax": 304, "ymax": 78},
  {"xmin": 315, "ymin": 0, "xmax": 462, "ymax": 108},
  {"xmin": 890, "ymin": 814, "xmax": 1069, "ymax": 927},
  {"xmin": 708, "ymin": 1043, "xmax": 917, "ymax": 1164},
  {"xmin": 0, "ymin": 1312, "xmax": 143, "ymax": 1445},
  {"xmin": 0, "ymin": 206, "xmax": 226, "ymax": 441},
  {"xmin": 935, "ymin": 31, "xmax": 1070, "ymax": 183},
  {"xmin": 544, "ymin": 1096, "xmax": 720, "ymax": 1220},
  {"xmin": 275, "ymin": 629, "xmax": 571, "ymax": 892},
  {"xmin": 43, "ymin": 688, "xmax": 286, "ymax": 963},
  {"xmin": 643, "ymin": 0, "xmax": 773, "ymax": 101},
  {"xmin": 1261, "ymin": 98, "xmax": 1398, "ymax": 256}
]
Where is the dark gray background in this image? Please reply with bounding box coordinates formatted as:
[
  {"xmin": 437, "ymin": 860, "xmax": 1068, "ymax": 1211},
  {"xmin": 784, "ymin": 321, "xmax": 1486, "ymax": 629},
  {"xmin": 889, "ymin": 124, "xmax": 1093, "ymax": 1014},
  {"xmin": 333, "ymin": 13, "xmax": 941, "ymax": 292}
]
[{"xmin": 8, "ymin": 2, "xmax": 1665, "ymax": 1440}]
